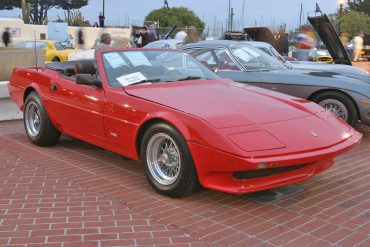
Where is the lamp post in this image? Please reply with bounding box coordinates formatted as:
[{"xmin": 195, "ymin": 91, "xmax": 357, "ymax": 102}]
[
  {"xmin": 228, "ymin": 0, "xmax": 231, "ymax": 31},
  {"xmin": 103, "ymin": 0, "xmax": 105, "ymax": 17},
  {"xmin": 338, "ymin": 0, "xmax": 345, "ymax": 32}
]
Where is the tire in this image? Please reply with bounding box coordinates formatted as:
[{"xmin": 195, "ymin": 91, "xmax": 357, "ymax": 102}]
[
  {"xmin": 52, "ymin": 57, "xmax": 60, "ymax": 62},
  {"xmin": 24, "ymin": 92, "xmax": 61, "ymax": 146},
  {"xmin": 311, "ymin": 91, "xmax": 358, "ymax": 126},
  {"xmin": 140, "ymin": 123, "xmax": 200, "ymax": 198}
]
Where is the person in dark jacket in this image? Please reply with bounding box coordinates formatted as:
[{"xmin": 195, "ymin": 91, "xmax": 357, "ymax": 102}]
[
  {"xmin": 275, "ymin": 28, "xmax": 289, "ymax": 56},
  {"xmin": 99, "ymin": 12, "xmax": 105, "ymax": 28},
  {"xmin": 140, "ymin": 26, "xmax": 149, "ymax": 47},
  {"xmin": 77, "ymin": 28, "xmax": 85, "ymax": 49},
  {"xmin": 2, "ymin": 28, "xmax": 10, "ymax": 47},
  {"xmin": 134, "ymin": 27, "xmax": 149, "ymax": 48}
]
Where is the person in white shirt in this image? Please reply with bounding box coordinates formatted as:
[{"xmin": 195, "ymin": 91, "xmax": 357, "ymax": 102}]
[
  {"xmin": 174, "ymin": 29, "xmax": 187, "ymax": 42},
  {"xmin": 353, "ymin": 33, "xmax": 364, "ymax": 62}
]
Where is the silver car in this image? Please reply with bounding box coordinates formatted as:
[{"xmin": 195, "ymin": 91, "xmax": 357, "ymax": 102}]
[
  {"xmin": 251, "ymin": 41, "xmax": 369, "ymax": 77},
  {"xmin": 184, "ymin": 40, "xmax": 370, "ymax": 127}
]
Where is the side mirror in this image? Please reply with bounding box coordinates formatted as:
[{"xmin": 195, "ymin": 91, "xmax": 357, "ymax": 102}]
[{"xmin": 76, "ymin": 74, "xmax": 102, "ymax": 88}]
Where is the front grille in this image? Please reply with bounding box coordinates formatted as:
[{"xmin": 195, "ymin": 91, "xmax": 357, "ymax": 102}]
[{"xmin": 233, "ymin": 164, "xmax": 307, "ymax": 180}]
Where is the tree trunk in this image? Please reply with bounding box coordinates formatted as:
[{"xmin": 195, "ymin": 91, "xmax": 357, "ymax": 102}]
[{"xmin": 39, "ymin": 3, "xmax": 44, "ymax": 24}]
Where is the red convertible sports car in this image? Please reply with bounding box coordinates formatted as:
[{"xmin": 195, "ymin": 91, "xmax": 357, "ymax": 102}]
[{"xmin": 8, "ymin": 49, "xmax": 362, "ymax": 198}]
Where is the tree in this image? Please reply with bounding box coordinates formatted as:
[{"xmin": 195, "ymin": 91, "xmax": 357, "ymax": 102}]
[
  {"xmin": 57, "ymin": 0, "xmax": 88, "ymax": 22},
  {"xmin": 348, "ymin": 0, "xmax": 370, "ymax": 16},
  {"xmin": 329, "ymin": 10, "xmax": 370, "ymax": 36},
  {"xmin": 0, "ymin": 0, "xmax": 58, "ymax": 24},
  {"xmin": 145, "ymin": 7, "xmax": 205, "ymax": 35},
  {"xmin": 0, "ymin": 0, "xmax": 88, "ymax": 25},
  {"xmin": 0, "ymin": 0, "xmax": 16, "ymax": 10}
]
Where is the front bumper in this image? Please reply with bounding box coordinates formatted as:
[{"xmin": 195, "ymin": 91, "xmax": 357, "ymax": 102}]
[{"xmin": 188, "ymin": 130, "xmax": 362, "ymax": 194}]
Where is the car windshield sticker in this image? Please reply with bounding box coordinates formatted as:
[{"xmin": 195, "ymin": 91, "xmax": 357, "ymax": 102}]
[
  {"xmin": 104, "ymin": 52, "xmax": 127, "ymax": 68},
  {"xmin": 124, "ymin": 52, "xmax": 151, "ymax": 67},
  {"xmin": 116, "ymin": 72, "xmax": 147, "ymax": 86}
]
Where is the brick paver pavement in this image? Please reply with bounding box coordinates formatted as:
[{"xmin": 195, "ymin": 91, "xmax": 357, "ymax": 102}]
[
  {"xmin": 0, "ymin": 120, "xmax": 369, "ymax": 247},
  {"xmin": 353, "ymin": 62, "xmax": 370, "ymax": 72}
]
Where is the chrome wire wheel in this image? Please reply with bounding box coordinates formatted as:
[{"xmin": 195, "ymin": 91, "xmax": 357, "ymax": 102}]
[
  {"xmin": 319, "ymin": 99, "xmax": 348, "ymax": 122},
  {"xmin": 146, "ymin": 133, "xmax": 181, "ymax": 186},
  {"xmin": 25, "ymin": 101, "xmax": 41, "ymax": 137}
]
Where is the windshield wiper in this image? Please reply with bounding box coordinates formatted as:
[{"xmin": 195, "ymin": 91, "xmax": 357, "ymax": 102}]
[
  {"xmin": 177, "ymin": 76, "xmax": 203, "ymax": 81},
  {"xmin": 129, "ymin": 79, "xmax": 161, "ymax": 86}
]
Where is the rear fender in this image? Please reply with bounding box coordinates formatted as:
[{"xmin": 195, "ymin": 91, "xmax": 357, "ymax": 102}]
[{"xmin": 22, "ymin": 83, "xmax": 43, "ymax": 110}]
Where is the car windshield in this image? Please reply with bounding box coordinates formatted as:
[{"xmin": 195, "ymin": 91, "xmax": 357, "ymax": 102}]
[
  {"xmin": 101, "ymin": 50, "xmax": 219, "ymax": 88},
  {"xmin": 230, "ymin": 43, "xmax": 286, "ymax": 70},
  {"xmin": 54, "ymin": 42, "xmax": 66, "ymax": 50}
]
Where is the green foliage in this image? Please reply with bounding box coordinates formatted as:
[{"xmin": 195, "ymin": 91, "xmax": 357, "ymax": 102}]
[
  {"xmin": 0, "ymin": 0, "xmax": 88, "ymax": 25},
  {"xmin": 57, "ymin": 10, "xmax": 89, "ymax": 26},
  {"xmin": 0, "ymin": 0, "xmax": 18, "ymax": 10},
  {"xmin": 57, "ymin": 0, "xmax": 88, "ymax": 11},
  {"xmin": 348, "ymin": 0, "xmax": 370, "ymax": 16},
  {"xmin": 21, "ymin": 0, "xmax": 31, "ymax": 24},
  {"xmin": 330, "ymin": 10, "xmax": 370, "ymax": 35},
  {"xmin": 145, "ymin": 7, "xmax": 205, "ymax": 34}
]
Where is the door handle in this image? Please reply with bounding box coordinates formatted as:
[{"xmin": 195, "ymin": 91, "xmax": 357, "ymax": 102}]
[{"xmin": 50, "ymin": 83, "xmax": 58, "ymax": 91}]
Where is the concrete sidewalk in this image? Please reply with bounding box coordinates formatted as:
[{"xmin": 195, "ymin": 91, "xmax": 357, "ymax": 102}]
[{"xmin": 0, "ymin": 81, "xmax": 22, "ymax": 121}]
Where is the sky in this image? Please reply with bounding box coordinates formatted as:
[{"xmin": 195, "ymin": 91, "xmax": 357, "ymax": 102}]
[{"xmin": 0, "ymin": 0, "xmax": 342, "ymax": 31}]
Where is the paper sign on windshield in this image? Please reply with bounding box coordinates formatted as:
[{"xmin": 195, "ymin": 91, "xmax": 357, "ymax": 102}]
[
  {"xmin": 104, "ymin": 52, "xmax": 127, "ymax": 68},
  {"xmin": 116, "ymin": 72, "xmax": 147, "ymax": 86}
]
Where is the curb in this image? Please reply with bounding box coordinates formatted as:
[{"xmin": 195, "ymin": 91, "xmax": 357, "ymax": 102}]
[
  {"xmin": 0, "ymin": 81, "xmax": 23, "ymax": 121},
  {"xmin": 0, "ymin": 81, "xmax": 10, "ymax": 98}
]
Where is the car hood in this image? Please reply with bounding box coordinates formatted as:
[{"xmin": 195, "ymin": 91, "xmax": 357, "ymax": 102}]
[
  {"xmin": 243, "ymin": 27, "xmax": 276, "ymax": 46},
  {"xmin": 124, "ymin": 79, "xmax": 319, "ymax": 129},
  {"xmin": 308, "ymin": 14, "xmax": 352, "ymax": 65}
]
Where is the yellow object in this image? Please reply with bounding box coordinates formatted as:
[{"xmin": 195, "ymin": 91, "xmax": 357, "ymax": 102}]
[
  {"xmin": 42, "ymin": 40, "xmax": 80, "ymax": 62},
  {"xmin": 18, "ymin": 40, "xmax": 80, "ymax": 62},
  {"xmin": 315, "ymin": 56, "xmax": 333, "ymax": 63}
]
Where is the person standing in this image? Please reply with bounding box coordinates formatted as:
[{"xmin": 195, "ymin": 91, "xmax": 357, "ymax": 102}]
[
  {"xmin": 275, "ymin": 28, "xmax": 289, "ymax": 56},
  {"xmin": 140, "ymin": 27, "xmax": 149, "ymax": 47},
  {"xmin": 134, "ymin": 29, "xmax": 143, "ymax": 48},
  {"xmin": 77, "ymin": 28, "xmax": 85, "ymax": 49},
  {"xmin": 174, "ymin": 29, "xmax": 187, "ymax": 42},
  {"xmin": 99, "ymin": 12, "xmax": 105, "ymax": 28},
  {"xmin": 2, "ymin": 28, "xmax": 10, "ymax": 47},
  {"xmin": 96, "ymin": 33, "xmax": 112, "ymax": 49},
  {"xmin": 353, "ymin": 33, "xmax": 364, "ymax": 62},
  {"xmin": 184, "ymin": 26, "xmax": 199, "ymax": 44}
]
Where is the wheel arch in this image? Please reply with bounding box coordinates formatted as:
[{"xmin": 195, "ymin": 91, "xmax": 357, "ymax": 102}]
[
  {"xmin": 52, "ymin": 56, "xmax": 60, "ymax": 62},
  {"xmin": 22, "ymin": 83, "xmax": 44, "ymax": 110},
  {"xmin": 135, "ymin": 116, "xmax": 191, "ymax": 160},
  {"xmin": 24, "ymin": 87, "xmax": 36, "ymax": 102},
  {"xmin": 308, "ymin": 88, "xmax": 360, "ymax": 118}
]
